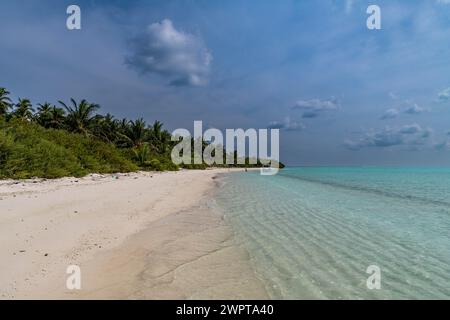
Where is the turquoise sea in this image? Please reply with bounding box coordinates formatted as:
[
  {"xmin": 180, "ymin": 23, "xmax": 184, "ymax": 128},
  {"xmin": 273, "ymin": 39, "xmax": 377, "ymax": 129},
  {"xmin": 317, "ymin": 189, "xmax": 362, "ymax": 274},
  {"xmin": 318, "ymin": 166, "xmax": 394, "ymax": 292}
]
[{"xmin": 214, "ymin": 167, "xmax": 450, "ymax": 299}]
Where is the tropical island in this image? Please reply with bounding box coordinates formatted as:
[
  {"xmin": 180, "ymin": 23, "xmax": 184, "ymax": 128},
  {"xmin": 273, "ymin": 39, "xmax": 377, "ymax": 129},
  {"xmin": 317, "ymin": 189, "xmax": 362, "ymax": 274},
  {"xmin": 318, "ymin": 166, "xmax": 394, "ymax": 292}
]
[
  {"xmin": 0, "ymin": 87, "xmax": 283, "ymax": 179},
  {"xmin": 0, "ymin": 87, "xmax": 281, "ymax": 300}
]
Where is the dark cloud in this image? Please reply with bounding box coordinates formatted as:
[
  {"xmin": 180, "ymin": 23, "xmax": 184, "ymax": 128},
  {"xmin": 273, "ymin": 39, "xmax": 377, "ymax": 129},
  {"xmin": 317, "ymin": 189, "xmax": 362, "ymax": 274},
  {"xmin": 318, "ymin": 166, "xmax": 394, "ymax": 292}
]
[
  {"xmin": 301, "ymin": 111, "xmax": 320, "ymax": 118},
  {"xmin": 345, "ymin": 124, "xmax": 433, "ymax": 150},
  {"xmin": 345, "ymin": 129, "xmax": 403, "ymax": 150},
  {"xmin": 421, "ymin": 128, "xmax": 433, "ymax": 138},
  {"xmin": 433, "ymin": 141, "xmax": 450, "ymax": 150},
  {"xmin": 380, "ymin": 108, "xmax": 399, "ymax": 120},
  {"xmin": 125, "ymin": 19, "xmax": 212, "ymax": 86}
]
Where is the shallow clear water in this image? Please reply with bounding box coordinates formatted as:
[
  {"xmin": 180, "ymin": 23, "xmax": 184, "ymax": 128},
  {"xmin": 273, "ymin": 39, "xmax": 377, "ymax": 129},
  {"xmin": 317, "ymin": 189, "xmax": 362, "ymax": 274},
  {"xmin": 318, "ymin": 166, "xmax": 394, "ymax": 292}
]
[{"xmin": 214, "ymin": 167, "xmax": 450, "ymax": 299}]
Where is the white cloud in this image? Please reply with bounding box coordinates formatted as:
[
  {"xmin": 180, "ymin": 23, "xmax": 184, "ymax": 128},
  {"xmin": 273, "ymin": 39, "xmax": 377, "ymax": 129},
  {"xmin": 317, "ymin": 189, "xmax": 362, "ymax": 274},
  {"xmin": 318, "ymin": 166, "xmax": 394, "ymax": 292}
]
[
  {"xmin": 404, "ymin": 103, "xmax": 429, "ymax": 115},
  {"xmin": 293, "ymin": 98, "xmax": 339, "ymax": 118},
  {"xmin": 399, "ymin": 123, "xmax": 422, "ymax": 134},
  {"xmin": 437, "ymin": 87, "xmax": 450, "ymax": 102},
  {"xmin": 126, "ymin": 19, "xmax": 212, "ymax": 86},
  {"xmin": 381, "ymin": 103, "xmax": 429, "ymax": 120},
  {"xmin": 268, "ymin": 116, "xmax": 304, "ymax": 131},
  {"xmin": 388, "ymin": 92, "xmax": 399, "ymax": 100}
]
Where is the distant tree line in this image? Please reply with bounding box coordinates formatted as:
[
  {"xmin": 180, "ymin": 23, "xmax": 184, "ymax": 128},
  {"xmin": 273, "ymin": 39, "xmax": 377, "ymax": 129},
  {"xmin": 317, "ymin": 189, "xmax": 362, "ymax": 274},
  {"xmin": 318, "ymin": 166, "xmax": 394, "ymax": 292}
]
[{"xmin": 0, "ymin": 87, "xmax": 283, "ymax": 178}]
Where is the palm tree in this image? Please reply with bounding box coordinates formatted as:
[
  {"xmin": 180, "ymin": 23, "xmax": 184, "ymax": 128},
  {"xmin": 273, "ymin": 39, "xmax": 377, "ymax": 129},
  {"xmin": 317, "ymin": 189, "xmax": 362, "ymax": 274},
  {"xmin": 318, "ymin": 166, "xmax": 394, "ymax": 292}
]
[
  {"xmin": 119, "ymin": 118, "xmax": 129, "ymax": 131},
  {"xmin": 36, "ymin": 102, "xmax": 53, "ymax": 127},
  {"xmin": 90, "ymin": 113, "xmax": 121, "ymax": 143},
  {"xmin": 160, "ymin": 130, "xmax": 172, "ymax": 153},
  {"xmin": 59, "ymin": 98, "xmax": 99, "ymax": 134},
  {"xmin": 37, "ymin": 102, "xmax": 52, "ymax": 114},
  {"xmin": 133, "ymin": 143, "xmax": 151, "ymax": 166},
  {"xmin": 13, "ymin": 98, "xmax": 34, "ymax": 121},
  {"xmin": 111, "ymin": 118, "xmax": 132, "ymax": 148},
  {"xmin": 48, "ymin": 106, "xmax": 66, "ymax": 129},
  {"xmin": 149, "ymin": 120, "xmax": 170, "ymax": 153},
  {"xmin": 0, "ymin": 88, "xmax": 12, "ymax": 116},
  {"xmin": 152, "ymin": 120, "xmax": 163, "ymax": 141},
  {"xmin": 125, "ymin": 118, "xmax": 147, "ymax": 147}
]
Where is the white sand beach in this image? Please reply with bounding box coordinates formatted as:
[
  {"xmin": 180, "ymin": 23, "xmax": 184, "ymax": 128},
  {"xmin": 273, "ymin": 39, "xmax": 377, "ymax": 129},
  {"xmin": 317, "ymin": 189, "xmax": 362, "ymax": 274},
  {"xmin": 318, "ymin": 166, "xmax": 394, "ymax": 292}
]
[{"xmin": 0, "ymin": 169, "xmax": 268, "ymax": 299}]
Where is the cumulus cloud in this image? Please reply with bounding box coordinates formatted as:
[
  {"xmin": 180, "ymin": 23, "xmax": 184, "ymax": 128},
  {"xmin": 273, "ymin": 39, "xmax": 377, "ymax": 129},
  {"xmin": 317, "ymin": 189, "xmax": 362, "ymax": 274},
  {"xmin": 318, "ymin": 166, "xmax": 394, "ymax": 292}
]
[
  {"xmin": 399, "ymin": 123, "xmax": 422, "ymax": 134},
  {"xmin": 381, "ymin": 103, "xmax": 429, "ymax": 120},
  {"xmin": 434, "ymin": 140, "xmax": 450, "ymax": 150},
  {"xmin": 345, "ymin": 124, "xmax": 433, "ymax": 150},
  {"xmin": 437, "ymin": 87, "xmax": 450, "ymax": 102},
  {"xmin": 268, "ymin": 116, "xmax": 304, "ymax": 131},
  {"xmin": 421, "ymin": 128, "xmax": 433, "ymax": 138},
  {"xmin": 345, "ymin": 128, "xmax": 403, "ymax": 150},
  {"xmin": 292, "ymin": 98, "xmax": 339, "ymax": 118},
  {"xmin": 404, "ymin": 103, "xmax": 429, "ymax": 115},
  {"xmin": 125, "ymin": 19, "xmax": 212, "ymax": 86},
  {"xmin": 380, "ymin": 108, "xmax": 399, "ymax": 120}
]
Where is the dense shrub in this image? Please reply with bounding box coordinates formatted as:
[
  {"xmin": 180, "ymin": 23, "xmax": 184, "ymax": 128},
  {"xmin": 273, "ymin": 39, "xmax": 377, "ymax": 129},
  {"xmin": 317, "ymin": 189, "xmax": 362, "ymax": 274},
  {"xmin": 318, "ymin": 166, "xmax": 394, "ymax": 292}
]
[{"xmin": 0, "ymin": 120, "xmax": 138, "ymax": 179}]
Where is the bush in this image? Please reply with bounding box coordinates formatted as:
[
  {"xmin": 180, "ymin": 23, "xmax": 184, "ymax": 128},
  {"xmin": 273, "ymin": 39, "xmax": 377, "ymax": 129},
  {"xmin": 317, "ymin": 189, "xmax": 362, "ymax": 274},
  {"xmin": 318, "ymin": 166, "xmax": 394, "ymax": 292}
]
[
  {"xmin": 0, "ymin": 121, "xmax": 138, "ymax": 179},
  {"xmin": 143, "ymin": 156, "xmax": 179, "ymax": 171},
  {"xmin": 132, "ymin": 144, "xmax": 151, "ymax": 167},
  {"xmin": 0, "ymin": 129, "xmax": 14, "ymax": 167}
]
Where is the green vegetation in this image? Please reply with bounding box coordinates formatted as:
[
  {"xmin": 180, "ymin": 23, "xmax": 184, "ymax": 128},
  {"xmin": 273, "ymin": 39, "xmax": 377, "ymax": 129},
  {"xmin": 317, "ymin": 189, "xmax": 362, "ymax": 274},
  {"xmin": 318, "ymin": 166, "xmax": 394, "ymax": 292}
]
[
  {"xmin": 0, "ymin": 87, "xmax": 283, "ymax": 179},
  {"xmin": 0, "ymin": 119, "xmax": 137, "ymax": 179}
]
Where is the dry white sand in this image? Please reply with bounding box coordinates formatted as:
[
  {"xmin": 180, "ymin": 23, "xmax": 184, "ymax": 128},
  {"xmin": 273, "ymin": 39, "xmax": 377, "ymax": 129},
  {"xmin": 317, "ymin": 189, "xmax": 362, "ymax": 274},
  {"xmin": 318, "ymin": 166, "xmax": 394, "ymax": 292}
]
[{"xmin": 0, "ymin": 169, "xmax": 268, "ymax": 299}]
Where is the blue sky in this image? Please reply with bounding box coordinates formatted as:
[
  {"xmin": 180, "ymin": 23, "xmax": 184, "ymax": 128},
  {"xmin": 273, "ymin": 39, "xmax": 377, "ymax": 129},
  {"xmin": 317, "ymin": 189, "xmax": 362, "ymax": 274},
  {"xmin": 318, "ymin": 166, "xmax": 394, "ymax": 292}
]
[{"xmin": 2, "ymin": 0, "xmax": 450, "ymax": 165}]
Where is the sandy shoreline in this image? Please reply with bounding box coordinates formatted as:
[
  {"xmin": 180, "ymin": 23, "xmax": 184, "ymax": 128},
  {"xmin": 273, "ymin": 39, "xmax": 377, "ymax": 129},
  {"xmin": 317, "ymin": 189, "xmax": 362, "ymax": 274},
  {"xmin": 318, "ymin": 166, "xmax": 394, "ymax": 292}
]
[{"xmin": 0, "ymin": 169, "xmax": 268, "ymax": 299}]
